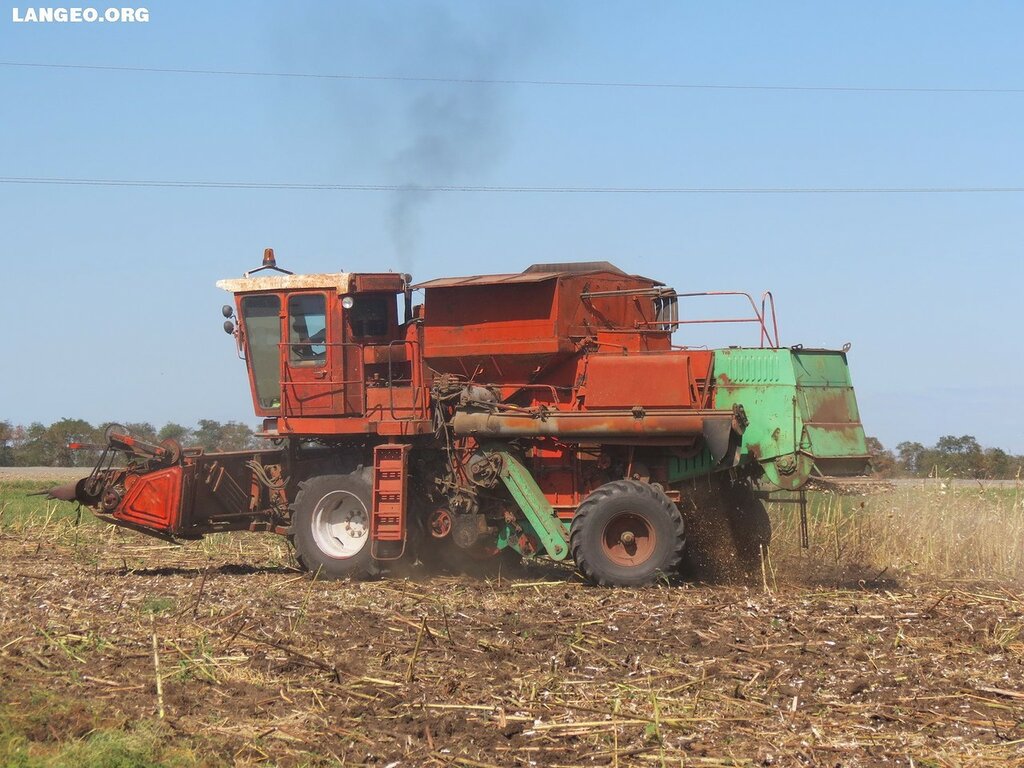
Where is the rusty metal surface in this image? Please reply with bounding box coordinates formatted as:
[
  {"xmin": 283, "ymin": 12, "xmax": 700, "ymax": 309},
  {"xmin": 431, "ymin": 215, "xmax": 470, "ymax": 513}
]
[
  {"xmin": 601, "ymin": 512, "xmax": 657, "ymax": 567},
  {"xmin": 216, "ymin": 273, "xmax": 354, "ymax": 294},
  {"xmin": 421, "ymin": 268, "xmax": 669, "ymax": 383},
  {"xmin": 584, "ymin": 352, "xmax": 713, "ymax": 409},
  {"xmin": 452, "ymin": 408, "xmax": 733, "ymax": 441},
  {"xmin": 714, "ymin": 347, "xmax": 870, "ymax": 489},
  {"xmin": 113, "ymin": 465, "xmax": 183, "ymax": 533},
  {"xmin": 39, "ymin": 481, "xmax": 80, "ymax": 502},
  {"xmin": 414, "ymin": 261, "xmax": 660, "ymax": 289},
  {"xmin": 50, "ymin": 255, "xmax": 869, "ymax": 558},
  {"xmin": 639, "ymin": 291, "xmax": 780, "ymax": 349},
  {"xmin": 413, "ymin": 271, "xmax": 561, "ymax": 289}
]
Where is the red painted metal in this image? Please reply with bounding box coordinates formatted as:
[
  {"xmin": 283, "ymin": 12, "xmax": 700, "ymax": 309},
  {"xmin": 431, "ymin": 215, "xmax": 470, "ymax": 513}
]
[
  {"xmin": 61, "ymin": 259, "xmax": 764, "ymax": 553},
  {"xmin": 114, "ymin": 465, "xmax": 183, "ymax": 533},
  {"xmin": 583, "ymin": 352, "xmax": 713, "ymax": 409},
  {"xmin": 371, "ymin": 443, "xmax": 410, "ymax": 560},
  {"xmin": 429, "ymin": 508, "xmax": 452, "ymax": 538},
  {"xmin": 419, "ymin": 267, "xmax": 672, "ymax": 385}
]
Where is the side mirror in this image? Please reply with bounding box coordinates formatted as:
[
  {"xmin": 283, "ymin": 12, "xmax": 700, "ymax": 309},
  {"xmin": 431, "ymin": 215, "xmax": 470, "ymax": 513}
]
[
  {"xmin": 223, "ymin": 320, "xmax": 235, "ymax": 335},
  {"xmin": 222, "ymin": 305, "xmax": 234, "ymax": 318}
]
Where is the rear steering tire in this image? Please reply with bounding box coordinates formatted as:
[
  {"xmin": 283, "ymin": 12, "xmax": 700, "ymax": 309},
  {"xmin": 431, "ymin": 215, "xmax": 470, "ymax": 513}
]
[
  {"xmin": 291, "ymin": 472, "xmax": 379, "ymax": 580},
  {"xmin": 570, "ymin": 480, "xmax": 685, "ymax": 587}
]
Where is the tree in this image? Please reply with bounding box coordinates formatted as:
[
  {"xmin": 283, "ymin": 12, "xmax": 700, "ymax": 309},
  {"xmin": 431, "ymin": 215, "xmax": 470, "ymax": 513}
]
[
  {"xmin": 10, "ymin": 419, "xmax": 95, "ymax": 467},
  {"xmin": 193, "ymin": 419, "xmax": 226, "ymax": 451},
  {"xmin": 192, "ymin": 419, "xmax": 258, "ymax": 452},
  {"xmin": 896, "ymin": 441, "xmax": 927, "ymax": 475},
  {"xmin": 933, "ymin": 434, "xmax": 983, "ymax": 478},
  {"xmin": 218, "ymin": 421, "xmax": 259, "ymax": 451},
  {"xmin": 157, "ymin": 422, "xmax": 193, "ymax": 445},
  {"xmin": 14, "ymin": 422, "xmax": 49, "ymax": 467},
  {"xmin": 45, "ymin": 418, "xmax": 97, "ymax": 467},
  {"xmin": 865, "ymin": 437, "xmax": 896, "ymax": 477},
  {"xmin": 123, "ymin": 422, "xmax": 158, "ymax": 443},
  {"xmin": 0, "ymin": 420, "xmax": 13, "ymax": 466},
  {"xmin": 982, "ymin": 447, "xmax": 1013, "ymax": 479}
]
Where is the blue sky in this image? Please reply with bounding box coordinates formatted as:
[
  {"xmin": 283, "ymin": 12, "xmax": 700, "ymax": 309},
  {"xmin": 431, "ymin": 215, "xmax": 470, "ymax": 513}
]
[{"xmin": 1, "ymin": 1, "xmax": 1021, "ymax": 452}]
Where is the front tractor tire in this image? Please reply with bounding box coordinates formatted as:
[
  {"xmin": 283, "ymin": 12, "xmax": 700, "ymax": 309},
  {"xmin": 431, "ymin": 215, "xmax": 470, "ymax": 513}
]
[
  {"xmin": 291, "ymin": 472, "xmax": 379, "ymax": 580},
  {"xmin": 570, "ymin": 480, "xmax": 685, "ymax": 587}
]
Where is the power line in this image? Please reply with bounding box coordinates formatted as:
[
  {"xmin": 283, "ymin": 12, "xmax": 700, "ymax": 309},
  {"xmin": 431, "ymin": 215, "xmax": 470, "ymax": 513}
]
[
  {"xmin": 2, "ymin": 176, "xmax": 1023, "ymax": 194},
  {"xmin": 2, "ymin": 60, "xmax": 1022, "ymax": 94}
]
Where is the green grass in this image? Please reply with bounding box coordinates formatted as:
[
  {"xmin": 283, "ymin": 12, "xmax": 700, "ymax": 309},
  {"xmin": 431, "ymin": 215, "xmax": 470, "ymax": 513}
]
[
  {"xmin": 140, "ymin": 596, "xmax": 176, "ymax": 615},
  {"xmin": 0, "ymin": 692, "xmax": 207, "ymax": 768},
  {"xmin": 0, "ymin": 723, "xmax": 207, "ymax": 768},
  {"xmin": 0, "ymin": 481, "xmax": 98, "ymax": 530},
  {"xmin": 0, "ymin": 479, "xmax": 294, "ymax": 573}
]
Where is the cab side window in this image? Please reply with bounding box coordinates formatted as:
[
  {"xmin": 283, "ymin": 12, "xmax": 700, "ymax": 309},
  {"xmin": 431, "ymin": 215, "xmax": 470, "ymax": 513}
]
[
  {"xmin": 348, "ymin": 294, "xmax": 390, "ymax": 338},
  {"xmin": 288, "ymin": 294, "xmax": 327, "ymax": 366}
]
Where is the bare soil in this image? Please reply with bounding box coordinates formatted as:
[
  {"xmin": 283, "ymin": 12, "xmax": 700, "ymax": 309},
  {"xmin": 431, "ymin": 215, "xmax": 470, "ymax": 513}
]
[{"xmin": 1, "ymin": 524, "xmax": 1023, "ymax": 766}]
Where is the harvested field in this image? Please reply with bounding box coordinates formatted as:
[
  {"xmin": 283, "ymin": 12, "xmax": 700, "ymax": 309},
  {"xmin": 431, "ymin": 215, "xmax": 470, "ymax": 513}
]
[
  {"xmin": 0, "ymin": 467, "xmax": 92, "ymax": 482},
  {"xmin": 1, "ymin": 479, "xmax": 1023, "ymax": 767}
]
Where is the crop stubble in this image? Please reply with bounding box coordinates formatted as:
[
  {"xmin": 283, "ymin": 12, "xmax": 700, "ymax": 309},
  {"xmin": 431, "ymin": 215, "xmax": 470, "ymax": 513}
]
[{"xmin": 0, "ymin": 484, "xmax": 1022, "ymax": 766}]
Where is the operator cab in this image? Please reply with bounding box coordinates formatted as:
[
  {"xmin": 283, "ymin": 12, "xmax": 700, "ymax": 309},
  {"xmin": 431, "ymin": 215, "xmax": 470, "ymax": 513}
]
[{"xmin": 217, "ymin": 252, "xmax": 421, "ymax": 436}]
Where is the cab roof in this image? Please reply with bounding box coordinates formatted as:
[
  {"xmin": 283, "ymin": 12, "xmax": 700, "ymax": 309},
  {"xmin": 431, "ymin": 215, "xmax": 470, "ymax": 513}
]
[{"xmin": 216, "ymin": 273, "xmax": 353, "ymax": 294}]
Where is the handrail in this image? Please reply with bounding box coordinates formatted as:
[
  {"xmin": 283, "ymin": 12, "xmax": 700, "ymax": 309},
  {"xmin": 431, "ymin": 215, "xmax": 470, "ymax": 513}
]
[
  {"xmin": 385, "ymin": 339, "xmax": 428, "ymax": 421},
  {"xmin": 759, "ymin": 291, "xmax": 780, "ymax": 349},
  {"xmin": 637, "ymin": 291, "xmax": 780, "ymax": 349},
  {"xmin": 489, "ymin": 383, "xmax": 564, "ymax": 405},
  {"xmin": 278, "ymin": 338, "xmax": 428, "ymax": 420},
  {"xmin": 579, "ymin": 286, "xmax": 676, "ymax": 299}
]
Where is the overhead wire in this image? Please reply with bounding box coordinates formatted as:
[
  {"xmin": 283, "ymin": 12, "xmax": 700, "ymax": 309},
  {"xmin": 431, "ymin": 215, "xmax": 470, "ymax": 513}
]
[
  {"xmin": 3, "ymin": 62, "xmax": 1020, "ymax": 195},
  {"xmin": 0, "ymin": 177, "xmax": 1022, "ymax": 194},
  {"xmin": 1, "ymin": 60, "xmax": 1022, "ymax": 94}
]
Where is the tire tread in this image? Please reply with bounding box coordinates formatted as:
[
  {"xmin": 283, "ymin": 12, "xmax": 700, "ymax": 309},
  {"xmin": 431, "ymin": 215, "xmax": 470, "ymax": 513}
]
[
  {"xmin": 290, "ymin": 472, "xmax": 378, "ymax": 580},
  {"xmin": 570, "ymin": 480, "xmax": 685, "ymax": 587}
]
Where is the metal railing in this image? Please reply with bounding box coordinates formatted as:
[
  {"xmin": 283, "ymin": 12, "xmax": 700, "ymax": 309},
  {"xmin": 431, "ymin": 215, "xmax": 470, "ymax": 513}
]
[
  {"xmin": 277, "ymin": 339, "xmax": 428, "ymax": 420},
  {"xmin": 637, "ymin": 291, "xmax": 780, "ymax": 349}
]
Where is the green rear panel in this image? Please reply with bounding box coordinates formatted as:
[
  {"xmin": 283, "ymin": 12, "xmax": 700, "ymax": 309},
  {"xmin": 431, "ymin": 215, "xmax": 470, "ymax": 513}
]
[{"xmin": 712, "ymin": 348, "xmax": 870, "ymax": 489}]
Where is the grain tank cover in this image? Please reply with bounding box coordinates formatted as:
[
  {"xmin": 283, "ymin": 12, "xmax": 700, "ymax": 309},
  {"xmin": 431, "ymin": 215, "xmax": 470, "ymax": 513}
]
[
  {"xmin": 416, "ymin": 263, "xmax": 669, "ymax": 383},
  {"xmin": 523, "ymin": 261, "xmax": 628, "ymax": 275}
]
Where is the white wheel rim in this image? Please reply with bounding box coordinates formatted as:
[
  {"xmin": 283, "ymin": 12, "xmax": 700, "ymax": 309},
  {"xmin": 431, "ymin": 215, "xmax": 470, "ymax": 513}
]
[{"xmin": 311, "ymin": 490, "xmax": 369, "ymax": 559}]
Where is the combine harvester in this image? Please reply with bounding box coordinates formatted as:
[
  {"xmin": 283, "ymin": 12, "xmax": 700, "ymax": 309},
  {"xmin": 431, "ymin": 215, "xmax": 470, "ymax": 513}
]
[{"xmin": 53, "ymin": 251, "xmax": 870, "ymax": 586}]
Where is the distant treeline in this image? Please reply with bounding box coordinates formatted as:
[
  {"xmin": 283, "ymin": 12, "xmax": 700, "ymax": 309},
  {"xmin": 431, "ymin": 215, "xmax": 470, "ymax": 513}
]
[
  {"xmin": 0, "ymin": 419, "xmax": 260, "ymax": 467},
  {"xmin": 869, "ymin": 436, "xmax": 1023, "ymax": 480},
  {"xmin": 1, "ymin": 419, "xmax": 1021, "ymax": 479}
]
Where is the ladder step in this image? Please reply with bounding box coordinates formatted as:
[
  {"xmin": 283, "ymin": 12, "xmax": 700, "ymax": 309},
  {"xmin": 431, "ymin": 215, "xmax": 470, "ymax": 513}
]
[{"xmin": 371, "ymin": 443, "xmax": 410, "ymax": 559}]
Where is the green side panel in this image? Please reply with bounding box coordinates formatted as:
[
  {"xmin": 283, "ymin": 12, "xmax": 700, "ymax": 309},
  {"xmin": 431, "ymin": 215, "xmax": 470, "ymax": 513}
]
[
  {"xmin": 496, "ymin": 522, "xmax": 546, "ymax": 558},
  {"xmin": 713, "ymin": 347, "xmax": 870, "ymax": 489},
  {"xmin": 791, "ymin": 349, "xmax": 869, "ymax": 477},
  {"xmin": 666, "ymin": 446, "xmax": 718, "ymax": 483},
  {"xmin": 495, "ymin": 523, "xmax": 519, "ymax": 553},
  {"xmin": 490, "ymin": 450, "xmax": 569, "ymax": 561},
  {"xmin": 714, "ymin": 347, "xmax": 799, "ymax": 471}
]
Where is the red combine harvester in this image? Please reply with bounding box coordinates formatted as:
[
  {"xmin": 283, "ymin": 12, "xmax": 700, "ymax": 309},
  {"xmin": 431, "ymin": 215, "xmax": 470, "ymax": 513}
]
[{"xmin": 56, "ymin": 251, "xmax": 870, "ymax": 585}]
